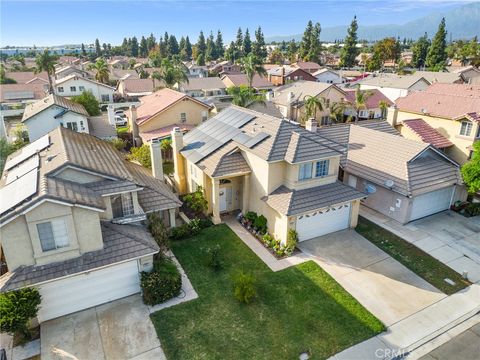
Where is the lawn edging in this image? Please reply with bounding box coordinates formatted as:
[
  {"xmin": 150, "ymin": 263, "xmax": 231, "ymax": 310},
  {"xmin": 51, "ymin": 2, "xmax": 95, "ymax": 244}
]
[{"xmin": 356, "ymin": 216, "xmax": 470, "ymax": 295}]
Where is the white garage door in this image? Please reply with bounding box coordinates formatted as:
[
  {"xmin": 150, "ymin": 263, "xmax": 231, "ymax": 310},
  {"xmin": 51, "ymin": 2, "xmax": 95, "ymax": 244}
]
[
  {"xmin": 296, "ymin": 203, "xmax": 351, "ymax": 242},
  {"xmin": 410, "ymin": 186, "xmax": 454, "ymax": 221},
  {"xmin": 37, "ymin": 260, "xmax": 140, "ymax": 322}
]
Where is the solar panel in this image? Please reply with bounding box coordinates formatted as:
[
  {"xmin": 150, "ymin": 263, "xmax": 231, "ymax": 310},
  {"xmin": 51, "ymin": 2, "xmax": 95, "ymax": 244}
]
[
  {"xmin": 4, "ymin": 134, "xmax": 50, "ymax": 170},
  {"xmin": 0, "ymin": 169, "xmax": 38, "ymax": 215},
  {"xmin": 244, "ymin": 132, "xmax": 270, "ymax": 148},
  {"xmin": 5, "ymin": 155, "xmax": 40, "ymax": 185}
]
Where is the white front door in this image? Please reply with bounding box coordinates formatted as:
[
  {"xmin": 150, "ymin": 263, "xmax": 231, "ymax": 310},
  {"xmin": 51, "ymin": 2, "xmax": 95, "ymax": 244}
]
[
  {"xmin": 37, "ymin": 260, "xmax": 140, "ymax": 322},
  {"xmin": 410, "ymin": 186, "xmax": 454, "ymax": 221},
  {"xmin": 219, "ymin": 187, "xmax": 227, "ymax": 212},
  {"xmin": 296, "ymin": 203, "xmax": 352, "ymax": 242}
]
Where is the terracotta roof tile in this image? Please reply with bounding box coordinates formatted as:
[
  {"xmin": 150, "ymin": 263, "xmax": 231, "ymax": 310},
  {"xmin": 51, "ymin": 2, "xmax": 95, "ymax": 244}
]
[
  {"xmin": 344, "ymin": 89, "xmax": 393, "ymax": 109},
  {"xmin": 403, "ymin": 119, "xmax": 454, "ymax": 148}
]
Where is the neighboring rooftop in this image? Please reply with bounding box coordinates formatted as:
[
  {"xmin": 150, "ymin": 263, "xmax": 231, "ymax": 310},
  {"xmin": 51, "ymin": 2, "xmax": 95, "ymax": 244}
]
[
  {"xmin": 0, "ymin": 83, "xmax": 48, "ymax": 102},
  {"xmin": 55, "ymin": 74, "xmax": 115, "ymax": 89},
  {"xmin": 119, "ymin": 78, "xmax": 164, "ymax": 96},
  {"xmin": 291, "ymin": 61, "xmax": 322, "ymax": 72},
  {"xmin": 221, "ymin": 73, "xmax": 273, "ymax": 89},
  {"xmin": 344, "ymin": 88, "xmax": 393, "ymax": 109},
  {"xmin": 5, "ymin": 71, "xmax": 49, "ymax": 84},
  {"xmin": 358, "ymin": 73, "xmax": 430, "ymax": 89},
  {"xmin": 402, "ymin": 119, "xmax": 454, "ymax": 149},
  {"xmin": 22, "ymin": 94, "xmax": 89, "ymax": 122},
  {"xmin": 272, "ymin": 80, "xmax": 341, "ymax": 106},
  {"xmin": 414, "ymin": 70, "xmax": 463, "ymax": 84},
  {"xmin": 180, "ymin": 76, "xmax": 226, "ymax": 91}
]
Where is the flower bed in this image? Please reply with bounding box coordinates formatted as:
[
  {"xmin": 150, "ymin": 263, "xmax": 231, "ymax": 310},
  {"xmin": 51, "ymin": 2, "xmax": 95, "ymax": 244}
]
[
  {"xmin": 451, "ymin": 201, "xmax": 480, "ymax": 218},
  {"xmin": 237, "ymin": 212, "xmax": 297, "ymax": 259}
]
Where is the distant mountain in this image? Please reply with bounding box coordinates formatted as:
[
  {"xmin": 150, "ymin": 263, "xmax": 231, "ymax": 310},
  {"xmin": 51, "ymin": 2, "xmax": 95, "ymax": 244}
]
[{"xmin": 266, "ymin": 2, "xmax": 480, "ymax": 43}]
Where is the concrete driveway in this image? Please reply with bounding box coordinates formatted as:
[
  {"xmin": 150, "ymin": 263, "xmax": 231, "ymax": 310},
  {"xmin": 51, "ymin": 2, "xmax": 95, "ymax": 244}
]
[
  {"xmin": 298, "ymin": 230, "xmax": 446, "ymax": 326},
  {"xmin": 41, "ymin": 295, "xmax": 165, "ymax": 360}
]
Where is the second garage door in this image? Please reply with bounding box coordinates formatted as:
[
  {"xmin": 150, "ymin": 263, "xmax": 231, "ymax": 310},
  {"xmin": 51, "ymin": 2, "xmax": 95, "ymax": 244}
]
[
  {"xmin": 410, "ymin": 186, "xmax": 454, "ymax": 222},
  {"xmin": 37, "ymin": 260, "xmax": 141, "ymax": 322},
  {"xmin": 296, "ymin": 203, "xmax": 351, "ymax": 242}
]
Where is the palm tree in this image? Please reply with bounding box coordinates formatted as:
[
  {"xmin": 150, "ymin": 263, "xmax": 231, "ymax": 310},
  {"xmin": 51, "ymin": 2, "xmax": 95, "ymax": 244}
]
[
  {"xmin": 328, "ymin": 101, "xmax": 346, "ymax": 124},
  {"xmin": 227, "ymin": 86, "xmax": 266, "ymax": 109},
  {"xmin": 348, "ymin": 86, "xmax": 372, "ymax": 123},
  {"xmin": 241, "ymin": 54, "xmax": 267, "ymax": 89},
  {"xmin": 378, "ymin": 100, "xmax": 389, "ymax": 120},
  {"xmin": 35, "ymin": 50, "xmax": 57, "ymax": 93},
  {"xmin": 152, "ymin": 58, "xmax": 189, "ymax": 89},
  {"xmin": 88, "ymin": 58, "xmax": 110, "ymax": 84},
  {"xmin": 303, "ymin": 95, "xmax": 327, "ymax": 124}
]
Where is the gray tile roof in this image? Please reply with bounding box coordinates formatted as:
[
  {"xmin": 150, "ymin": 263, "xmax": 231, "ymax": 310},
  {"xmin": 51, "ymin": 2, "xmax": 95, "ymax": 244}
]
[
  {"xmin": 88, "ymin": 115, "xmax": 117, "ymax": 140},
  {"xmin": 22, "ymin": 94, "xmax": 89, "ymax": 122},
  {"xmin": 197, "ymin": 142, "xmax": 251, "ymax": 177},
  {"xmin": 0, "ymin": 222, "xmax": 158, "ymax": 292},
  {"xmin": 263, "ymin": 181, "xmax": 366, "ymax": 216},
  {"xmin": 86, "ymin": 179, "xmax": 139, "ymax": 195},
  {"xmin": 357, "ymin": 73, "xmax": 430, "ymax": 89},
  {"xmin": 180, "ymin": 76, "xmax": 226, "ymax": 91}
]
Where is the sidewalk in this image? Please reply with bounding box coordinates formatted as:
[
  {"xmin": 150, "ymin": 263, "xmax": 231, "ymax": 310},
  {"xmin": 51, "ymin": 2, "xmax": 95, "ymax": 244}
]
[
  {"xmin": 330, "ymin": 284, "xmax": 480, "ymax": 360},
  {"xmin": 360, "ymin": 207, "xmax": 480, "ymax": 283}
]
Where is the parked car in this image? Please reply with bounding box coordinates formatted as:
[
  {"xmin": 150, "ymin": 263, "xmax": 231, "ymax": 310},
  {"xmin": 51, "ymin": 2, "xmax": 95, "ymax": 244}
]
[
  {"xmin": 115, "ymin": 110, "xmax": 126, "ymax": 118},
  {"xmin": 115, "ymin": 115, "xmax": 127, "ymax": 126}
]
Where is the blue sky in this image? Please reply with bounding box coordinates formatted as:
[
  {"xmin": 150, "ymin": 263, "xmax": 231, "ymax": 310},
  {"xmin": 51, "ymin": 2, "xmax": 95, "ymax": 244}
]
[{"xmin": 0, "ymin": 0, "xmax": 475, "ymax": 46}]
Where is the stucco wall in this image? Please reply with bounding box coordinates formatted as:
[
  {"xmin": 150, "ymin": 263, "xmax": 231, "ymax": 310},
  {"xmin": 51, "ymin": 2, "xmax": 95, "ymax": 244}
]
[
  {"xmin": 284, "ymin": 156, "xmax": 340, "ymax": 190},
  {"xmin": 138, "ymin": 99, "xmax": 210, "ymax": 133},
  {"xmin": 290, "ymin": 86, "xmax": 346, "ymax": 123},
  {"xmin": 315, "ymin": 72, "xmax": 342, "ymax": 84},
  {"xmin": 55, "ymin": 77, "xmax": 114, "ymax": 102},
  {"xmin": 0, "ymin": 216, "xmax": 35, "ymax": 270}
]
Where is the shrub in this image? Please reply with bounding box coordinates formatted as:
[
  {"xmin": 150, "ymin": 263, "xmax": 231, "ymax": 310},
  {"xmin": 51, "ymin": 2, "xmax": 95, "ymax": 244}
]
[
  {"xmin": 205, "ymin": 244, "xmax": 223, "ymax": 271},
  {"xmin": 198, "ymin": 217, "xmax": 213, "ymax": 229},
  {"xmin": 169, "ymin": 223, "xmax": 191, "ymax": 240},
  {"xmin": 189, "ymin": 218, "xmax": 202, "ymax": 235},
  {"xmin": 0, "ymin": 288, "xmax": 41, "ymax": 342},
  {"xmin": 71, "ymin": 90, "xmax": 101, "ymax": 116},
  {"xmin": 287, "ymin": 229, "xmax": 298, "ymax": 252},
  {"xmin": 128, "ymin": 144, "xmax": 151, "ymax": 168},
  {"xmin": 147, "ymin": 212, "xmax": 170, "ymax": 252},
  {"xmin": 465, "ymin": 203, "xmax": 480, "ymax": 217},
  {"xmin": 141, "ymin": 258, "xmax": 182, "ymax": 305},
  {"xmin": 233, "ymin": 271, "xmax": 256, "ymax": 304},
  {"xmin": 244, "ymin": 211, "xmax": 258, "ymax": 223},
  {"xmin": 183, "ymin": 186, "xmax": 208, "ymax": 215},
  {"xmin": 253, "ymin": 215, "xmax": 267, "ymax": 234},
  {"xmin": 108, "ymin": 138, "xmax": 127, "ymax": 151}
]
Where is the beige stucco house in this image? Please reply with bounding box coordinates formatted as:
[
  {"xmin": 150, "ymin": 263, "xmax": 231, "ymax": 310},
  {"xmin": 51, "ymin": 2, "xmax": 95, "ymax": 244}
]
[
  {"xmin": 171, "ymin": 106, "xmax": 366, "ymax": 243},
  {"xmin": 127, "ymin": 88, "xmax": 212, "ymax": 144},
  {"xmin": 392, "ymin": 83, "xmax": 480, "ymax": 164},
  {"xmin": 0, "ymin": 127, "xmax": 180, "ymax": 322},
  {"xmin": 269, "ymin": 80, "xmax": 347, "ymax": 125}
]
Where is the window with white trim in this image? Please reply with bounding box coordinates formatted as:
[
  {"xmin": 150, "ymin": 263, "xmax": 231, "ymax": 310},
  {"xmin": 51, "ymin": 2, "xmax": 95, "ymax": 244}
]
[
  {"xmin": 315, "ymin": 159, "xmax": 329, "ymax": 177},
  {"xmin": 460, "ymin": 121, "xmax": 472, "ymax": 136},
  {"xmin": 57, "ymin": 86, "xmax": 64, "ymax": 93},
  {"xmin": 37, "ymin": 219, "xmax": 69, "ymax": 252},
  {"xmin": 180, "ymin": 112, "xmax": 187, "ymax": 123},
  {"xmin": 298, "ymin": 162, "xmax": 313, "ymax": 181},
  {"xmin": 66, "ymin": 122, "xmax": 78, "ymax": 131},
  {"xmin": 111, "ymin": 192, "xmax": 134, "ymax": 218},
  {"xmin": 101, "ymin": 94, "xmax": 110, "ymax": 102},
  {"xmin": 70, "ymin": 86, "xmax": 76, "ymax": 92}
]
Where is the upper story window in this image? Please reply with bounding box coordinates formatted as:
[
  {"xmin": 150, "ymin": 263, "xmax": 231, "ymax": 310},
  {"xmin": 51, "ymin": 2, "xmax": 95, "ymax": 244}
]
[
  {"xmin": 112, "ymin": 192, "xmax": 134, "ymax": 218},
  {"xmin": 460, "ymin": 121, "xmax": 473, "ymax": 136},
  {"xmin": 66, "ymin": 122, "xmax": 78, "ymax": 131},
  {"xmin": 57, "ymin": 87, "xmax": 64, "ymax": 93},
  {"xmin": 70, "ymin": 86, "xmax": 76, "ymax": 92},
  {"xmin": 180, "ymin": 112, "xmax": 187, "ymax": 123},
  {"xmin": 298, "ymin": 162, "xmax": 313, "ymax": 181},
  {"xmin": 315, "ymin": 160, "xmax": 330, "ymax": 177},
  {"xmin": 79, "ymin": 86, "xmax": 85, "ymax": 92},
  {"xmin": 37, "ymin": 219, "xmax": 69, "ymax": 252},
  {"xmin": 101, "ymin": 94, "xmax": 110, "ymax": 102}
]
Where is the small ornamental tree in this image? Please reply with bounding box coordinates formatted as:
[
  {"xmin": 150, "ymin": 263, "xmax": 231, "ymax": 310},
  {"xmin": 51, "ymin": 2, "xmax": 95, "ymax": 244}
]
[
  {"xmin": 128, "ymin": 144, "xmax": 151, "ymax": 168},
  {"xmin": 233, "ymin": 271, "xmax": 256, "ymax": 304},
  {"xmin": 183, "ymin": 186, "xmax": 208, "ymax": 216},
  {"xmin": 461, "ymin": 142, "xmax": 480, "ymax": 194},
  {"xmin": 0, "ymin": 288, "xmax": 41, "ymax": 342},
  {"xmin": 71, "ymin": 90, "xmax": 100, "ymax": 116},
  {"xmin": 147, "ymin": 212, "xmax": 170, "ymax": 254}
]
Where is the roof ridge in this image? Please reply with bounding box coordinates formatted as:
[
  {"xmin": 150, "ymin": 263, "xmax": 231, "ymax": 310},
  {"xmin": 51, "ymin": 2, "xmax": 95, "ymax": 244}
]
[{"xmin": 101, "ymin": 221, "xmax": 158, "ymax": 251}]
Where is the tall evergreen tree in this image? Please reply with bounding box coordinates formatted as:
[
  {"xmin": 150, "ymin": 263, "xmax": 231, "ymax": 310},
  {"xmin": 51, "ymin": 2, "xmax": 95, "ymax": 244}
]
[
  {"xmin": 81, "ymin": 43, "xmax": 87, "ymax": 57},
  {"xmin": 196, "ymin": 31, "xmax": 206, "ymax": 64},
  {"xmin": 158, "ymin": 36, "xmax": 167, "ymax": 58},
  {"xmin": 185, "ymin": 36, "xmax": 193, "ymax": 59},
  {"xmin": 243, "ymin": 28, "xmax": 252, "ymax": 55},
  {"xmin": 139, "ymin": 36, "xmax": 148, "ymax": 58},
  {"xmin": 306, "ymin": 22, "xmax": 321, "ymax": 63},
  {"xmin": 205, "ymin": 31, "xmax": 217, "ymax": 61},
  {"xmin": 299, "ymin": 21, "xmax": 313, "ymax": 60},
  {"xmin": 253, "ymin": 26, "xmax": 267, "ymax": 60},
  {"xmin": 426, "ymin": 18, "xmax": 447, "ymax": 70},
  {"xmin": 121, "ymin": 38, "xmax": 128, "ymax": 54},
  {"xmin": 287, "ymin": 39, "xmax": 298, "ymax": 62},
  {"xmin": 163, "ymin": 32, "xmax": 170, "ymax": 57},
  {"xmin": 215, "ymin": 30, "xmax": 224, "ymax": 58},
  {"xmin": 236, "ymin": 27, "xmax": 244, "ymax": 58},
  {"xmin": 340, "ymin": 16, "xmax": 359, "ymax": 68},
  {"xmin": 130, "ymin": 36, "xmax": 139, "ymax": 57},
  {"xmin": 95, "ymin": 38, "xmax": 102, "ymax": 57},
  {"xmin": 412, "ymin": 33, "xmax": 430, "ymax": 69},
  {"xmin": 168, "ymin": 35, "xmax": 179, "ymax": 56},
  {"xmin": 147, "ymin": 33, "xmax": 156, "ymax": 51}
]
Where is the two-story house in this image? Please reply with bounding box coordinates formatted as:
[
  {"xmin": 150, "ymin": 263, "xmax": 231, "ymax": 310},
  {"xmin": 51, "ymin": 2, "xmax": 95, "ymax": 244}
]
[
  {"xmin": 171, "ymin": 106, "xmax": 365, "ymax": 243},
  {"xmin": 55, "ymin": 75, "xmax": 116, "ymax": 103},
  {"xmin": 267, "ymin": 66, "xmax": 317, "ymax": 86},
  {"xmin": 393, "ymin": 83, "xmax": 480, "ymax": 164},
  {"xmin": 358, "ymin": 73, "xmax": 431, "ymax": 101},
  {"xmin": 0, "ymin": 127, "xmax": 181, "ymax": 322},
  {"xmin": 175, "ymin": 77, "xmax": 227, "ymax": 98}
]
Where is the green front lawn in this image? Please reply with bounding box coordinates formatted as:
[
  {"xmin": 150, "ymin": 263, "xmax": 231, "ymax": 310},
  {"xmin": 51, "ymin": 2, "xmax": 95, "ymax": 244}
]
[
  {"xmin": 151, "ymin": 225, "xmax": 384, "ymax": 359},
  {"xmin": 356, "ymin": 217, "xmax": 470, "ymax": 295}
]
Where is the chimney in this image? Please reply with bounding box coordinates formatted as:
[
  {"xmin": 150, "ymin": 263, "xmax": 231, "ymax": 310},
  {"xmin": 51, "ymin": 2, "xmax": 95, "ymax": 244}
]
[
  {"xmin": 280, "ymin": 66, "xmax": 285, "ymax": 85},
  {"xmin": 386, "ymin": 105, "xmax": 398, "ymax": 127},
  {"xmin": 171, "ymin": 127, "xmax": 187, "ymax": 194},
  {"xmin": 150, "ymin": 140, "xmax": 164, "ymax": 180},
  {"xmin": 107, "ymin": 105, "xmax": 115, "ymax": 126},
  {"xmin": 306, "ymin": 118, "xmax": 318, "ymax": 132},
  {"xmin": 128, "ymin": 105, "xmax": 141, "ymax": 146},
  {"xmin": 286, "ymin": 91, "xmax": 295, "ymax": 119}
]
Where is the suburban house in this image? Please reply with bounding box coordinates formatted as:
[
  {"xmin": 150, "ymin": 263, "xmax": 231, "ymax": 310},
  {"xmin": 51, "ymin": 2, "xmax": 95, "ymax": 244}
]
[
  {"xmin": 343, "ymin": 88, "xmax": 393, "ymax": 120},
  {"xmin": 449, "ymin": 65, "xmax": 480, "ymax": 84},
  {"xmin": 55, "ymin": 65, "xmax": 92, "ymax": 80},
  {"xmin": 0, "ymin": 127, "xmax": 181, "ymax": 322},
  {"xmin": 221, "ymin": 73, "xmax": 273, "ymax": 91},
  {"xmin": 392, "ymin": 83, "xmax": 480, "ymax": 164},
  {"xmin": 270, "ymin": 80, "xmax": 346, "ymax": 125},
  {"xmin": 186, "ymin": 63, "xmax": 209, "ymax": 78},
  {"xmin": 117, "ymin": 78, "xmax": 164, "ymax": 100},
  {"xmin": 413, "ymin": 70, "xmax": 464, "ymax": 84},
  {"xmin": 4, "ymin": 71, "xmax": 49, "ymax": 85},
  {"xmin": 209, "ymin": 60, "xmax": 241, "ymax": 75},
  {"xmin": 109, "ymin": 69, "xmax": 140, "ymax": 81},
  {"xmin": 171, "ymin": 105, "xmax": 366, "ymax": 243},
  {"xmin": 55, "ymin": 75, "xmax": 116, "ymax": 103},
  {"xmin": 313, "ymin": 68, "xmax": 344, "ymax": 84},
  {"xmin": 267, "ymin": 66, "xmax": 317, "ymax": 86},
  {"xmin": 318, "ymin": 124, "xmax": 465, "ymax": 223},
  {"xmin": 358, "ymin": 73, "xmax": 431, "ymax": 101},
  {"xmin": 21, "ymin": 94, "xmax": 117, "ymax": 141},
  {"xmin": 291, "ymin": 61, "xmax": 322, "ymax": 74},
  {"xmin": 127, "ymin": 88, "xmax": 212, "ymax": 144},
  {"xmin": 175, "ymin": 77, "xmax": 227, "ymax": 97}
]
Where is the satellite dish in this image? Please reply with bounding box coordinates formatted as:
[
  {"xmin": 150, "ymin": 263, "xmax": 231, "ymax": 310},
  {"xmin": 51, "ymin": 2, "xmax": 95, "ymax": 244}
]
[
  {"xmin": 365, "ymin": 184, "xmax": 377, "ymax": 194},
  {"xmin": 385, "ymin": 180, "xmax": 395, "ymax": 188}
]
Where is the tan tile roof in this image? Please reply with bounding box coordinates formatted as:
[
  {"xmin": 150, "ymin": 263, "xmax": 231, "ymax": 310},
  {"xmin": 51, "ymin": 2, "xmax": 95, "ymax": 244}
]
[
  {"xmin": 120, "ymin": 78, "xmax": 164, "ymax": 96},
  {"xmin": 22, "ymin": 94, "xmax": 89, "ymax": 122},
  {"xmin": 139, "ymin": 124, "xmax": 195, "ymax": 143},
  {"xmin": 402, "ymin": 119, "xmax": 453, "ymax": 149},
  {"xmin": 221, "ymin": 73, "xmax": 273, "ymax": 88},
  {"xmin": 5, "ymin": 71, "xmax": 49, "ymax": 84},
  {"xmin": 272, "ymin": 80, "xmax": 342, "ymax": 107},
  {"xmin": 180, "ymin": 77, "xmax": 226, "ymax": 91},
  {"xmin": 414, "ymin": 71, "xmax": 463, "ymax": 84},
  {"xmin": 0, "ymin": 83, "xmax": 48, "ymax": 102},
  {"xmin": 344, "ymin": 125, "xmax": 461, "ymax": 196},
  {"xmin": 396, "ymin": 83, "xmax": 480, "ymax": 121},
  {"xmin": 359, "ymin": 73, "xmax": 430, "ymax": 89},
  {"xmin": 292, "ymin": 61, "xmax": 322, "ymax": 71}
]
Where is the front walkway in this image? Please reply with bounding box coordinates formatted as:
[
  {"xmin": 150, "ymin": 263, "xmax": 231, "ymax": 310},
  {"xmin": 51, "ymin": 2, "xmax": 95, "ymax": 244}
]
[{"xmin": 361, "ymin": 207, "xmax": 480, "ymax": 283}]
